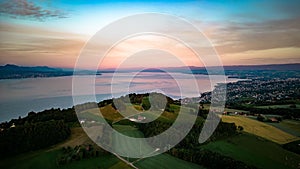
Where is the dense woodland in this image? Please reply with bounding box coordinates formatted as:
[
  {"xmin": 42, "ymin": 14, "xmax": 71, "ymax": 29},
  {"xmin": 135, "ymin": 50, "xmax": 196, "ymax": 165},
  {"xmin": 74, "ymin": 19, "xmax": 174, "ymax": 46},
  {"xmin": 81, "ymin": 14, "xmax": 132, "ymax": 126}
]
[
  {"xmin": 0, "ymin": 108, "xmax": 78, "ymax": 157},
  {"xmin": 0, "ymin": 120, "xmax": 70, "ymax": 157}
]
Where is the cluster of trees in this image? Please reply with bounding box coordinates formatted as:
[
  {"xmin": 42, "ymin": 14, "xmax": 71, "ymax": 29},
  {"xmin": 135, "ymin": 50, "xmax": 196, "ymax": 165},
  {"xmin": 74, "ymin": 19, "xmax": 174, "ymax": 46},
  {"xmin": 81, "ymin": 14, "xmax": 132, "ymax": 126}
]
[
  {"xmin": 0, "ymin": 120, "xmax": 70, "ymax": 157},
  {"xmin": 56, "ymin": 144, "xmax": 105, "ymax": 165},
  {"xmin": 74, "ymin": 102, "xmax": 98, "ymax": 113},
  {"xmin": 98, "ymin": 99, "xmax": 113, "ymax": 107},
  {"xmin": 125, "ymin": 93, "xmax": 177, "ymax": 112},
  {"xmin": 225, "ymin": 104, "xmax": 300, "ymax": 120},
  {"xmin": 251, "ymin": 108, "xmax": 299, "ymax": 119},
  {"xmin": 0, "ymin": 107, "xmax": 80, "ymax": 157},
  {"xmin": 282, "ymin": 140, "xmax": 300, "ymax": 155},
  {"xmin": 0, "ymin": 108, "xmax": 78, "ymax": 129},
  {"xmin": 138, "ymin": 120, "xmax": 173, "ymax": 137},
  {"xmin": 174, "ymin": 120, "xmax": 237, "ymax": 149},
  {"xmin": 169, "ymin": 148, "xmax": 257, "ymax": 169},
  {"xmin": 138, "ymin": 116, "xmax": 237, "ymax": 145}
]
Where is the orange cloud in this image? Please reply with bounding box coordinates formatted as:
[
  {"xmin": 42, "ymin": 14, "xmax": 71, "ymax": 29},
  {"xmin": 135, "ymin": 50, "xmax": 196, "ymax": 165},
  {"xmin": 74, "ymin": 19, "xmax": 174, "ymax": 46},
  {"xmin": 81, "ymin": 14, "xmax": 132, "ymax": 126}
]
[
  {"xmin": 0, "ymin": 23, "xmax": 87, "ymax": 68},
  {"xmin": 99, "ymin": 35, "xmax": 204, "ymax": 69}
]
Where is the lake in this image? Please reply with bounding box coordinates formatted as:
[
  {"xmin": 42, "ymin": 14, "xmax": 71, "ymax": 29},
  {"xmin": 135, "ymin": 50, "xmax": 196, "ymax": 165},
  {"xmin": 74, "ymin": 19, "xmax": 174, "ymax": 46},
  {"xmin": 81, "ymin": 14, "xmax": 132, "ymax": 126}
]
[{"xmin": 0, "ymin": 72, "xmax": 241, "ymax": 122}]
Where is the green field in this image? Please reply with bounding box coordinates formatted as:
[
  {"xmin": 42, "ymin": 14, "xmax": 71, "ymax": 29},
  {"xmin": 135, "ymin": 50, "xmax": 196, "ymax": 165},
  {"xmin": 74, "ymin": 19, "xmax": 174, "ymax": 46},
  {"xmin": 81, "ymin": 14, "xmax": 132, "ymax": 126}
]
[
  {"xmin": 201, "ymin": 133, "xmax": 300, "ymax": 169},
  {"xmin": 0, "ymin": 127, "xmax": 132, "ymax": 169},
  {"xmin": 112, "ymin": 124, "xmax": 155, "ymax": 157},
  {"xmin": 222, "ymin": 115, "xmax": 299, "ymax": 144},
  {"xmin": 113, "ymin": 124, "xmax": 205, "ymax": 169},
  {"xmin": 135, "ymin": 154, "xmax": 206, "ymax": 169},
  {"xmin": 0, "ymin": 148, "xmax": 131, "ymax": 169},
  {"xmin": 224, "ymin": 108, "xmax": 249, "ymax": 113},
  {"xmin": 268, "ymin": 120, "xmax": 300, "ymax": 137},
  {"xmin": 202, "ymin": 103, "xmax": 249, "ymax": 113}
]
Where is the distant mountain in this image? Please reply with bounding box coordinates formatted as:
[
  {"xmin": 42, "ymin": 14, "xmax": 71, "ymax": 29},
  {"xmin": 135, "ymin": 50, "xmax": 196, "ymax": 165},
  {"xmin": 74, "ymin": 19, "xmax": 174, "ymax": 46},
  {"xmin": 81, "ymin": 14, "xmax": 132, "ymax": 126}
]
[
  {"xmin": 0, "ymin": 64, "xmax": 63, "ymax": 72},
  {"xmin": 100, "ymin": 63, "xmax": 300, "ymax": 73},
  {"xmin": 172, "ymin": 63, "xmax": 300, "ymax": 71},
  {"xmin": 0, "ymin": 64, "xmax": 73, "ymax": 79},
  {"xmin": 2, "ymin": 63, "xmax": 299, "ymax": 79},
  {"xmin": 223, "ymin": 63, "xmax": 300, "ymax": 71},
  {"xmin": 101, "ymin": 63, "xmax": 300, "ymax": 79},
  {"xmin": 183, "ymin": 63, "xmax": 300, "ymax": 79}
]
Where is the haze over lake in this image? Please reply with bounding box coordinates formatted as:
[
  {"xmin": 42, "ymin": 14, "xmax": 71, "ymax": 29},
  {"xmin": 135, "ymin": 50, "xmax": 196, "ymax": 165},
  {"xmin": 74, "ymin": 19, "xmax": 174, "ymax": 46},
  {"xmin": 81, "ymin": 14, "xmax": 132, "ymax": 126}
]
[{"xmin": 0, "ymin": 72, "xmax": 241, "ymax": 122}]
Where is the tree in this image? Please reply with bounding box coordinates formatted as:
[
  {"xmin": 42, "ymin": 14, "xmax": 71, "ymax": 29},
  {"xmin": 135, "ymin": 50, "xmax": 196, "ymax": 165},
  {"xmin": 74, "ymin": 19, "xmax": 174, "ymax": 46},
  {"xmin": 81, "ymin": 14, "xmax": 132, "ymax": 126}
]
[{"xmin": 237, "ymin": 126, "xmax": 244, "ymax": 131}]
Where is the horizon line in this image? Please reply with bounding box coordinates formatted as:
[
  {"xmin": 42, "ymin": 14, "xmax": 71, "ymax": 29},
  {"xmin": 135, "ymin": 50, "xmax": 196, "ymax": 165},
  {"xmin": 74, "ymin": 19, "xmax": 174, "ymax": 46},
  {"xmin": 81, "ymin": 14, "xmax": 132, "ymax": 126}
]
[{"xmin": 1, "ymin": 62, "xmax": 300, "ymax": 70}]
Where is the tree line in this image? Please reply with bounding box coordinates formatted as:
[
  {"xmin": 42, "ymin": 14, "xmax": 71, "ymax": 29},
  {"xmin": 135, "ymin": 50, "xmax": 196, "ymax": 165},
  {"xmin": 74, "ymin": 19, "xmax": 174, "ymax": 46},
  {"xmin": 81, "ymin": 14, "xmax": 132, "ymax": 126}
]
[{"xmin": 0, "ymin": 120, "xmax": 70, "ymax": 157}]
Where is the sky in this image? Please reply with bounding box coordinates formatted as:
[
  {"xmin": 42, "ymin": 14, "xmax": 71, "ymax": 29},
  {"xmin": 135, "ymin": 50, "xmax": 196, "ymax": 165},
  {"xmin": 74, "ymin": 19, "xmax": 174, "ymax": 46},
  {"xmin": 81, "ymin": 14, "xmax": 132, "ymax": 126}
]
[{"xmin": 0, "ymin": 0, "xmax": 299, "ymax": 69}]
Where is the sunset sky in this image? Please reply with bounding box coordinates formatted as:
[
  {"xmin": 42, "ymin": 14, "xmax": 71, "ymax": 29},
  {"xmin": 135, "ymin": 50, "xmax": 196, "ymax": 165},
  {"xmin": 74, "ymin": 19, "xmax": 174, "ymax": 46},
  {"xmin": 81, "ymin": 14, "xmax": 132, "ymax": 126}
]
[{"xmin": 0, "ymin": 0, "xmax": 299, "ymax": 69}]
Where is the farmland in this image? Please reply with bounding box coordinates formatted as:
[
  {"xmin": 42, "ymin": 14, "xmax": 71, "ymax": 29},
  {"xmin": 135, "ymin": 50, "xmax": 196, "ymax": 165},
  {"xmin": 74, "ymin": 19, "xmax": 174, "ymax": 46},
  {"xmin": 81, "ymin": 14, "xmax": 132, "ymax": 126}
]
[
  {"xmin": 201, "ymin": 133, "xmax": 300, "ymax": 169},
  {"xmin": 113, "ymin": 124, "xmax": 205, "ymax": 169},
  {"xmin": 221, "ymin": 115, "xmax": 299, "ymax": 144}
]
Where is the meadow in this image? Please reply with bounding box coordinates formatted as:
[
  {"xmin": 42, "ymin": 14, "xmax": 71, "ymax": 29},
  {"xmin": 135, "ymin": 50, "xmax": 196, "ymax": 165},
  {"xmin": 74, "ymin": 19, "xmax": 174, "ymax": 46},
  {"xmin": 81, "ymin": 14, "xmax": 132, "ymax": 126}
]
[
  {"xmin": 112, "ymin": 124, "xmax": 205, "ymax": 169},
  {"xmin": 221, "ymin": 115, "xmax": 299, "ymax": 144},
  {"xmin": 201, "ymin": 133, "xmax": 300, "ymax": 169}
]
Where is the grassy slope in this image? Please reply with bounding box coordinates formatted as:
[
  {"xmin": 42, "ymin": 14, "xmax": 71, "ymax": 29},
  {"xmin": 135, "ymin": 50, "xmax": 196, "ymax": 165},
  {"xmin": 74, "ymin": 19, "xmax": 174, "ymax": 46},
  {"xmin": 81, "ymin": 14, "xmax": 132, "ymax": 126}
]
[
  {"xmin": 113, "ymin": 124, "xmax": 205, "ymax": 169},
  {"xmin": 268, "ymin": 120, "xmax": 300, "ymax": 137},
  {"xmin": 0, "ymin": 149, "xmax": 129, "ymax": 169},
  {"xmin": 201, "ymin": 133, "xmax": 300, "ymax": 169},
  {"xmin": 0, "ymin": 127, "xmax": 132, "ymax": 169},
  {"xmin": 222, "ymin": 115, "xmax": 299, "ymax": 144},
  {"xmin": 112, "ymin": 124, "xmax": 154, "ymax": 157}
]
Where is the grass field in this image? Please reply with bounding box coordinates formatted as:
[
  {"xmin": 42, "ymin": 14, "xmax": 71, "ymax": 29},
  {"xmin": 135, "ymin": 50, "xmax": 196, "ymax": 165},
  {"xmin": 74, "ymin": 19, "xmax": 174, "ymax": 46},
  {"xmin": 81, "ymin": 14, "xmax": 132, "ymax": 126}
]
[
  {"xmin": 112, "ymin": 125, "xmax": 158, "ymax": 158},
  {"xmin": 83, "ymin": 103, "xmax": 198, "ymax": 125},
  {"xmin": 81, "ymin": 105, "xmax": 123, "ymax": 122},
  {"xmin": 268, "ymin": 120, "xmax": 300, "ymax": 137},
  {"xmin": 224, "ymin": 108, "xmax": 249, "ymax": 113},
  {"xmin": 113, "ymin": 124, "xmax": 205, "ymax": 169},
  {"xmin": 221, "ymin": 115, "xmax": 299, "ymax": 144},
  {"xmin": 201, "ymin": 133, "xmax": 300, "ymax": 169},
  {"xmin": 202, "ymin": 103, "xmax": 249, "ymax": 113},
  {"xmin": 0, "ymin": 149, "xmax": 132, "ymax": 169},
  {"xmin": 54, "ymin": 127, "xmax": 94, "ymax": 149},
  {"xmin": 0, "ymin": 127, "xmax": 132, "ymax": 169},
  {"xmin": 135, "ymin": 154, "xmax": 206, "ymax": 169}
]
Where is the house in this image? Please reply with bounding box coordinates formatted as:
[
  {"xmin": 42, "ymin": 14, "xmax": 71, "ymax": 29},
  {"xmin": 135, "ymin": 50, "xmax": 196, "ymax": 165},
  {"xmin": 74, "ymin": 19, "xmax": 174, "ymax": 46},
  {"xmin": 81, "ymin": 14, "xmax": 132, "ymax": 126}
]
[
  {"xmin": 128, "ymin": 115, "xmax": 146, "ymax": 122},
  {"xmin": 269, "ymin": 117, "xmax": 279, "ymax": 123},
  {"xmin": 137, "ymin": 115, "xmax": 146, "ymax": 121},
  {"xmin": 10, "ymin": 123, "xmax": 16, "ymax": 128}
]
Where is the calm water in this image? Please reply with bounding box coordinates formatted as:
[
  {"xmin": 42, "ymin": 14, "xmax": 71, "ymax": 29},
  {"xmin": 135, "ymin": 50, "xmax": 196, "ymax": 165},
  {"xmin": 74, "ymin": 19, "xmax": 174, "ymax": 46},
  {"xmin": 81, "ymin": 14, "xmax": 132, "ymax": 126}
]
[{"xmin": 0, "ymin": 72, "xmax": 240, "ymax": 122}]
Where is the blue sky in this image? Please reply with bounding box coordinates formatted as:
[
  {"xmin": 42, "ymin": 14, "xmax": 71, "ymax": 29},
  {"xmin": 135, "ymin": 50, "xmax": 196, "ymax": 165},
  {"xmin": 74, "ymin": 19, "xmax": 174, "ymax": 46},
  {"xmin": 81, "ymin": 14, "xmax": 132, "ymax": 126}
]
[{"xmin": 3, "ymin": 0, "xmax": 299, "ymax": 34}]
